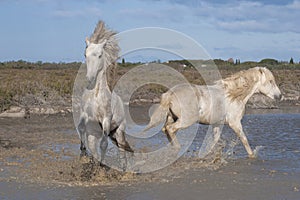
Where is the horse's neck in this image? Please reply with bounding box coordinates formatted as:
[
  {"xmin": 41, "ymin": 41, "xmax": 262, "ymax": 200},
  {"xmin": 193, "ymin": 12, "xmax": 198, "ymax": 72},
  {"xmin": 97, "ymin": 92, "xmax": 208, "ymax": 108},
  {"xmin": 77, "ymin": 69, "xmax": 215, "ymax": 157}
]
[
  {"xmin": 95, "ymin": 69, "xmax": 111, "ymax": 95},
  {"xmin": 243, "ymin": 87, "xmax": 257, "ymax": 103}
]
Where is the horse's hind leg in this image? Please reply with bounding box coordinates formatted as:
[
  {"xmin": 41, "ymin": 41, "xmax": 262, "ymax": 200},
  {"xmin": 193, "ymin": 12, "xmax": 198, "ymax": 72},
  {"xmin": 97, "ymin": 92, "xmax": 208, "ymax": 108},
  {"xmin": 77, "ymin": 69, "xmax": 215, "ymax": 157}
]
[
  {"xmin": 163, "ymin": 116, "xmax": 175, "ymax": 144},
  {"xmin": 115, "ymin": 124, "xmax": 133, "ymax": 171},
  {"xmin": 166, "ymin": 118, "xmax": 196, "ymax": 149},
  {"xmin": 162, "ymin": 114, "xmax": 174, "ymax": 135},
  {"xmin": 165, "ymin": 121, "xmax": 182, "ymax": 149}
]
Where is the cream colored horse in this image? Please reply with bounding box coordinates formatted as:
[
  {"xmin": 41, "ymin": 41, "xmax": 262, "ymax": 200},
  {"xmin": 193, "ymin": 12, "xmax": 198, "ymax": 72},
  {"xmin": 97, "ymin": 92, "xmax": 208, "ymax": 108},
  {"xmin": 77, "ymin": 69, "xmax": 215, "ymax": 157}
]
[
  {"xmin": 77, "ymin": 21, "xmax": 132, "ymax": 166},
  {"xmin": 144, "ymin": 67, "xmax": 282, "ymax": 158}
]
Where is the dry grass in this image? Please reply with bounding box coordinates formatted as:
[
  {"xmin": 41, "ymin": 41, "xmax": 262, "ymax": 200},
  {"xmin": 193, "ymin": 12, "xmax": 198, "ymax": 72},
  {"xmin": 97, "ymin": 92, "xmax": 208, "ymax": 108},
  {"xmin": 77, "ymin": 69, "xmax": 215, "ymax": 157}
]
[
  {"xmin": 0, "ymin": 63, "xmax": 299, "ymax": 112},
  {"xmin": 0, "ymin": 68, "xmax": 77, "ymax": 112}
]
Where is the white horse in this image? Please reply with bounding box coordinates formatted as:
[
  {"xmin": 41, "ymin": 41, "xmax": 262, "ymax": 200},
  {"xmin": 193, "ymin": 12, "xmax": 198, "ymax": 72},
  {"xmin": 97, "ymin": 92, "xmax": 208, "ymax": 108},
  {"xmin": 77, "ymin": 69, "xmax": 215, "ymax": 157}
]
[
  {"xmin": 144, "ymin": 67, "xmax": 282, "ymax": 158},
  {"xmin": 77, "ymin": 21, "xmax": 132, "ymax": 166}
]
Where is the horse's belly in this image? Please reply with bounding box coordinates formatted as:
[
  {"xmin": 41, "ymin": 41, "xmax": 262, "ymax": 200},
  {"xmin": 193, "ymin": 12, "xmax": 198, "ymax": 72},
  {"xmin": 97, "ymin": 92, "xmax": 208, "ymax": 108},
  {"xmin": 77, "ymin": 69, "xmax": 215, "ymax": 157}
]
[
  {"xmin": 198, "ymin": 108, "xmax": 225, "ymax": 125},
  {"xmin": 198, "ymin": 113, "xmax": 212, "ymax": 125}
]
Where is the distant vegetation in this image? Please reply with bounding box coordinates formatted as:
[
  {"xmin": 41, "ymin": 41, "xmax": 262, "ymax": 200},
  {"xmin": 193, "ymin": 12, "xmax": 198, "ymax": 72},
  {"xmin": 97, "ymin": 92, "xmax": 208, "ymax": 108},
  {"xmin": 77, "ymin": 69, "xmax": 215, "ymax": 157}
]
[
  {"xmin": 259, "ymin": 58, "xmax": 279, "ymax": 65},
  {"xmin": 0, "ymin": 60, "xmax": 81, "ymax": 69},
  {"xmin": 1, "ymin": 58, "xmax": 299, "ymax": 70},
  {"xmin": 0, "ymin": 59, "xmax": 299, "ymax": 112}
]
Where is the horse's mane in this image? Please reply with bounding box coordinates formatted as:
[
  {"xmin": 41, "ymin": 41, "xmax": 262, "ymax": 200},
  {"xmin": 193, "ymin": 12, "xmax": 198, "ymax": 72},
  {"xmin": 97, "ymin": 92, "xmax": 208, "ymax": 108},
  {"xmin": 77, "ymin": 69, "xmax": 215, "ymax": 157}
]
[
  {"xmin": 89, "ymin": 20, "xmax": 120, "ymax": 69},
  {"xmin": 215, "ymin": 67, "xmax": 262, "ymax": 101},
  {"xmin": 106, "ymin": 63, "xmax": 117, "ymax": 91}
]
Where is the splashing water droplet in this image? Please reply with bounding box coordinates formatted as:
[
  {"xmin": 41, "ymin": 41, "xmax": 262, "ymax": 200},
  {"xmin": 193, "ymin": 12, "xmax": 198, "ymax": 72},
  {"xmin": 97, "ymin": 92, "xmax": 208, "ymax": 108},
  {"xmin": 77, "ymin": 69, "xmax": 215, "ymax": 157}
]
[{"xmin": 253, "ymin": 146, "xmax": 265, "ymax": 158}]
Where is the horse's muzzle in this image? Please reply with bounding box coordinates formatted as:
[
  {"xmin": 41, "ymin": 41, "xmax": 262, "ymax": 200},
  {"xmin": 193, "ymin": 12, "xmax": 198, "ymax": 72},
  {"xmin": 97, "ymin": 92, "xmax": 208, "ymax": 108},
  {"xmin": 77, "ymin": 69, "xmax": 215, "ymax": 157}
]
[{"xmin": 86, "ymin": 78, "xmax": 96, "ymax": 90}]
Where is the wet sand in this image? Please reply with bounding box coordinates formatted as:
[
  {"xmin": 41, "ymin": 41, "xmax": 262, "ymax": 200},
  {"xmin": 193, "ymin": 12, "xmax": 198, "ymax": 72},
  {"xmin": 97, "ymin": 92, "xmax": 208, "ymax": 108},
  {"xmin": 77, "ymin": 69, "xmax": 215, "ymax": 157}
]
[{"xmin": 0, "ymin": 108, "xmax": 300, "ymax": 200}]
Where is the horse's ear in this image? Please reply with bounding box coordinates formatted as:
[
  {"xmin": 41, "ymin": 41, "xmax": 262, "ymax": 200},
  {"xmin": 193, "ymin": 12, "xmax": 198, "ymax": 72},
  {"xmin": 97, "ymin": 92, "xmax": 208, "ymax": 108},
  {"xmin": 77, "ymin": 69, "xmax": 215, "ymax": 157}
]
[
  {"xmin": 85, "ymin": 37, "xmax": 90, "ymax": 46},
  {"xmin": 221, "ymin": 80, "xmax": 228, "ymax": 89},
  {"xmin": 99, "ymin": 39, "xmax": 107, "ymax": 48}
]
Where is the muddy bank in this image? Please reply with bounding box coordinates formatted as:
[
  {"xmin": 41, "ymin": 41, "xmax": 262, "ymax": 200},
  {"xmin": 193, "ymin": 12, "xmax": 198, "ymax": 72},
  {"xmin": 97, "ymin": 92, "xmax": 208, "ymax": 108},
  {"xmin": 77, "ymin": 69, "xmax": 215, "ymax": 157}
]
[{"xmin": 0, "ymin": 113, "xmax": 224, "ymax": 186}]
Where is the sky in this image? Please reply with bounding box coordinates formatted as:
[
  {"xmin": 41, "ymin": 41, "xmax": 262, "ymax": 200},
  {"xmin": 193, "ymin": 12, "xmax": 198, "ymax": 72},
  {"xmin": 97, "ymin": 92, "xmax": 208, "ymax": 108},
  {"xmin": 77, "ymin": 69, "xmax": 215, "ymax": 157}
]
[{"xmin": 0, "ymin": 0, "xmax": 300, "ymax": 62}]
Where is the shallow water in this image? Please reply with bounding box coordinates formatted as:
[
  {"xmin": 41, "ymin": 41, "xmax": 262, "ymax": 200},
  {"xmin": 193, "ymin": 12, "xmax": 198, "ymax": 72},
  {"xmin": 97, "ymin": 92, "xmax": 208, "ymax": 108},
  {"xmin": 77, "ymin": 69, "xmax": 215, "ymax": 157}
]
[
  {"xmin": 190, "ymin": 113, "xmax": 300, "ymax": 175},
  {"xmin": 93, "ymin": 112, "xmax": 300, "ymax": 173},
  {"xmin": 1, "ymin": 111, "xmax": 300, "ymax": 199},
  {"xmin": 25, "ymin": 111, "xmax": 299, "ymax": 173},
  {"xmin": 190, "ymin": 113, "xmax": 300, "ymax": 163},
  {"xmin": 241, "ymin": 113, "xmax": 300, "ymax": 173}
]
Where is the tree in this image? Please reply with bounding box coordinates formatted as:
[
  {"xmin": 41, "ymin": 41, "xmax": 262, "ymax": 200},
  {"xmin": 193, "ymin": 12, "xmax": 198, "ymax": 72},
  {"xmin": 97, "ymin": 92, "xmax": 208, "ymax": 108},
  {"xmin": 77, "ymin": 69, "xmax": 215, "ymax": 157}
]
[
  {"xmin": 259, "ymin": 58, "xmax": 278, "ymax": 65},
  {"xmin": 289, "ymin": 57, "xmax": 294, "ymax": 64},
  {"xmin": 122, "ymin": 58, "xmax": 125, "ymax": 65}
]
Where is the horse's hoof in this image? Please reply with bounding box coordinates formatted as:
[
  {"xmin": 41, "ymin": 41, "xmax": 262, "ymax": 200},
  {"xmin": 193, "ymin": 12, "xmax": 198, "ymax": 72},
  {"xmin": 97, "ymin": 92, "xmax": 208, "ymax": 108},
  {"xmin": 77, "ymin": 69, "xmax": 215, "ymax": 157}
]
[
  {"xmin": 80, "ymin": 150, "xmax": 88, "ymax": 158},
  {"xmin": 171, "ymin": 142, "xmax": 181, "ymax": 149},
  {"xmin": 248, "ymin": 154, "xmax": 256, "ymax": 159},
  {"xmin": 100, "ymin": 163, "xmax": 110, "ymax": 171},
  {"xmin": 126, "ymin": 146, "xmax": 134, "ymax": 153},
  {"xmin": 125, "ymin": 143, "xmax": 134, "ymax": 153},
  {"xmin": 121, "ymin": 164, "xmax": 127, "ymax": 172}
]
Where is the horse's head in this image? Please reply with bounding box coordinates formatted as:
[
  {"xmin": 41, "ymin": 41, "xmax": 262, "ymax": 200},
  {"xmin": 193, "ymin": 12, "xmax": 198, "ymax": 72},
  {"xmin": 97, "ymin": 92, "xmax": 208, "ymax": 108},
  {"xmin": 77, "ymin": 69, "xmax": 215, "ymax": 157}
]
[
  {"xmin": 84, "ymin": 21, "xmax": 119, "ymax": 89},
  {"xmin": 256, "ymin": 67, "xmax": 282, "ymax": 100},
  {"xmin": 85, "ymin": 38, "xmax": 107, "ymax": 89}
]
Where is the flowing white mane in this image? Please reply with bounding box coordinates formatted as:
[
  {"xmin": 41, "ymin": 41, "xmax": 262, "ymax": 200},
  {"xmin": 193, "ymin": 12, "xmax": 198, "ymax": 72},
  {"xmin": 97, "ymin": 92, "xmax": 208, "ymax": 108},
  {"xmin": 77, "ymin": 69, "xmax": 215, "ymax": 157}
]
[
  {"xmin": 216, "ymin": 67, "xmax": 263, "ymax": 101},
  {"xmin": 89, "ymin": 21, "xmax": 120, "ymax": 68}
]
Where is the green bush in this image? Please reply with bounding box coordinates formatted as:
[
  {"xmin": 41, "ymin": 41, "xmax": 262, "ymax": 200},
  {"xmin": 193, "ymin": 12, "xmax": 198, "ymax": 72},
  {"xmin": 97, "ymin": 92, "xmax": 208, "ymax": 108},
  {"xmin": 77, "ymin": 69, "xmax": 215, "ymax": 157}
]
[{"xmin": 259, "ymin": 58, "xmax": 278, "ymax": 65}]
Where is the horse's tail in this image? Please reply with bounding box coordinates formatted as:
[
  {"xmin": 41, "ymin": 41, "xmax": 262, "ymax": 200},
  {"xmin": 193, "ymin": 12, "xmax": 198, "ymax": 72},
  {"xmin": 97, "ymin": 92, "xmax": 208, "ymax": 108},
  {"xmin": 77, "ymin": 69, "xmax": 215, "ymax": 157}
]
[{"xmin": 143, "ymin": 92, "xmax": 171, "ymax": 132}]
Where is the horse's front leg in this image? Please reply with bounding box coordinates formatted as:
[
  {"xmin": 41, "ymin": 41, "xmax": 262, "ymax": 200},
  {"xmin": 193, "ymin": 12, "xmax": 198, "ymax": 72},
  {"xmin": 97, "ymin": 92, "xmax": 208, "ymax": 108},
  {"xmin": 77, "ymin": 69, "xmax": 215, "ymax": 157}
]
[
  {"xmin": 213, "ymin": 125, "xmax": 221, "ymax": 144},
  {"xmin": 99, "ymin": 117, "xmax": 111, "ymax": 163},
  {"xmin": 77, "ymin": 116, "xmax": 88, "ymax": 157},
  {"xmin": 198, "ymin": 124, "xmax": 222, "ymax": 158},
  {"xmin": 229, "ymin": 121, "xmax": 255, "ymax": 158}
]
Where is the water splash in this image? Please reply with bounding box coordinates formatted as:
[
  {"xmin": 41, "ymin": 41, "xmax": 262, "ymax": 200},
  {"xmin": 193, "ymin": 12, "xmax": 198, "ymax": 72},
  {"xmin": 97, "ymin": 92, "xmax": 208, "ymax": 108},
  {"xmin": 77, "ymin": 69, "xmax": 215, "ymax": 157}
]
[{"xmin": 253, "ymin": 145, "xmax": 265, "ymax": 158}]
